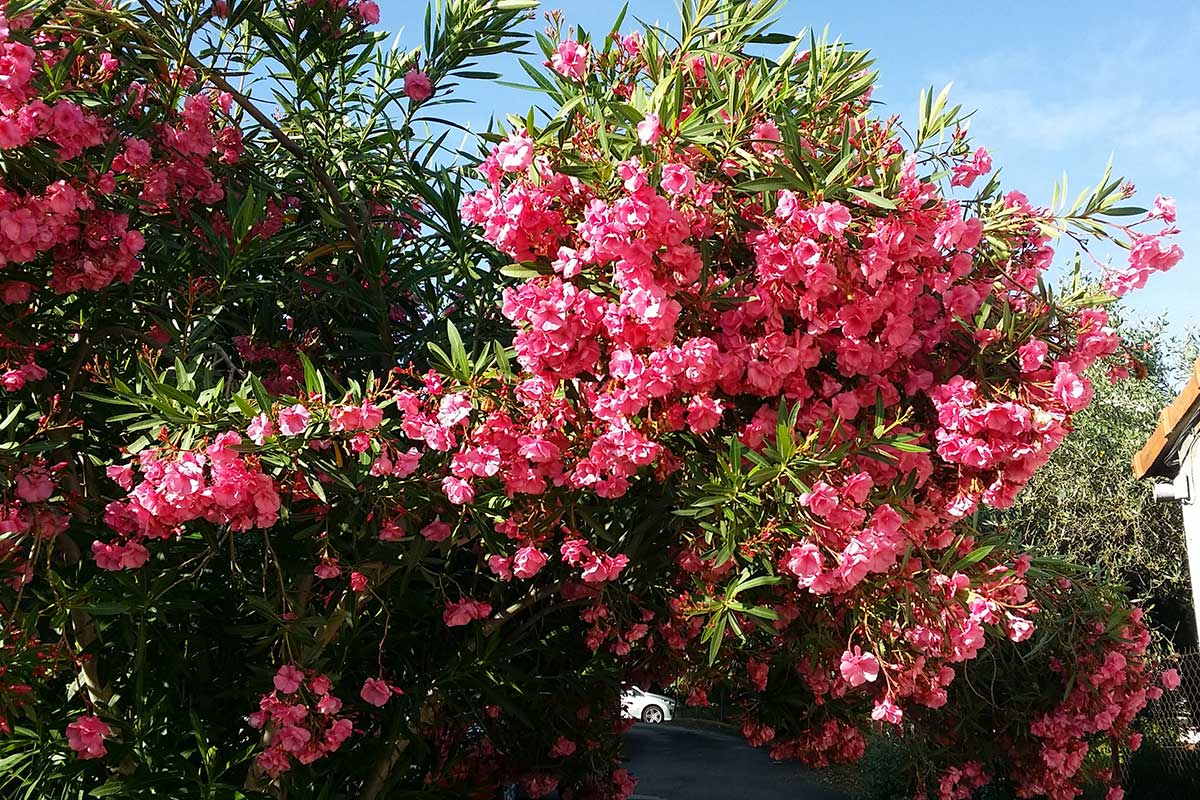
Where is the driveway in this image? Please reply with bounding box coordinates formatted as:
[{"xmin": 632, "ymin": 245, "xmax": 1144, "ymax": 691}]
[{"xmin": 623, "ymin": 723, "xmax": 851, "ymax": 800}]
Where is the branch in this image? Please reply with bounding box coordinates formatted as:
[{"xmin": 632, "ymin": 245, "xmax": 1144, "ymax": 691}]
[
  {"xmin": 481, "ymin": 580, "xmax": 565, "ymax": 637},
  {"xmin": 361, "ymin": 735, "xmax": 410, "ymax": 800}
]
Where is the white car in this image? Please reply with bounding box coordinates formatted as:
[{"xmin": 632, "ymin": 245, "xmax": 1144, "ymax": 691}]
[{"xmin": 620, "ymin": 686, "xmax": 676, "ymax": 724}]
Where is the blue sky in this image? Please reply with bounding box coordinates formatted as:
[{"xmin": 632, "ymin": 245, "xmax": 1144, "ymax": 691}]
[{"xmin": 381, "ymin": 1, "xmax": 1199, "ymax": 332}]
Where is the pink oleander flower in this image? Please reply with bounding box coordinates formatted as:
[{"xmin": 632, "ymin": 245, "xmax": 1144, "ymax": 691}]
[
  {"xmin": 404, "ymin": 69, "xmax": 432, "ymax": 102},
  {"xmin": 1151, "ymin": 194, "xmax": 1176, "ymax": 222},
  {"xmin": 751, "ymin": 119, "xmax": 781, "ymax": 154},
  {"xmin": 839, "ymin": 646, "xmax": 880, "ymax": 687},
  {"xmin": 420, "ymin": 518, "xmax": 452, "ymax": 542},
  {"xmin": 1006, "ymin": 615, "xmax": 1035, "ymax": 643},
  {"xmin": 799, "ymin": 482, "xmax": 839, "ymax": 517},
  {"xmin": 496, "ymin": 130, "xmax": 534, "ymax": 172},
  {"xmin": 512, "ymin": 546, "xmax": 549, "ymax": 579},
  {"xmin": 393, "ymin": 448, "xmax": 422, "ymax": 477},
  {"xmin": 660, "ymin": 163, "xmax": 695, "ymax": 196},
  {"xmin": 1, "ymin": 369, "xmax": 25, "ymax": 391},
  {"xmin": 329, "ymin": 404, "xmax": 365, "ymax": 432},
  {"xmin": 15, "ymin": 470, "xmax": 54, "ymax": 502},
  {"xmin": 0, "ymin": 281, "xmax": 31, "ymax": 304},
  {"xmin": 686, "ymin": 394, "xmax": 723, "ymax": 434},
  {"xmin": 92, "ymin": 539, "xmax": 149, "ymax": 571},
  {"xmin": 314, "ymin": 558, "xmax": 341, "ymax": 580},
  {"xmin": 353, "ymin": 1, "xmax": 380, "ymax": 26},
  {"xmin": 278, "ymin": 404, "xmax": 310, "ymax": 436},
  {"xmin": 106, "ymin": 463, "xmax": 134, "ymax": 490},
  {"xmin": 66, "ymin": 715, "xmax": 111, "ymax": 760},
  {"xmin": 747, "ymin": 660, "xmax": 769, "ymax": 691},
  {"xmin": 1018, "ymin": 339, "xmax": 1048, "ymax": 373},
  {"xmin": 442, "ymin": 475, "xmax": 474, "ymax": 504},
  {"xmin": 1052, "ymin": 362, "xmax": 1093, "ymax": 412},
  {"xmin": 580, "ymin": 553, "xmax": 629, "ymax": 583},
  {"xmin": 247, "ymin": 413, "xmax": 274, "ymax": 445},
  {"xmin": 273, "ymin": 664, "xmax": 304, "ymax": 695},
  {"xmin": 360, "ymin": 678, "xmax": 394, "ymax": 707},
  {"xmin": 810, "ymin": 201, "xmax": 851, "ymax": 237},
  {"xmin": 379, "ymin": 518, "xmax": 405, "ymax": 542},
  {"xmin": 1162, "ymin": 668, "xmax": 1181, "ymax": 691},
  {"xmin": 316, "ymin": 694, "xmax": 342, "ymax": 715},
  {"xmin": 256, "ymin": 745, "xmax": 290, "ymax": 777},
  {"xmin": 637, "ymin": 113, "xmax": 661, "ymax": 145},
  {"xmin": 276, "ymin": 724, "xmax": 310, "ymax": 753},
  {"xmin": 560, "ymin": 539, "xmax": 591, "ymax": 566},
  {"xmin": 550, "ymin": 39, "xmax": 588, "ymax": 82},
  {"xmin": 549, "ymin": 735, "xmax": 577, "ymax": 758},
  {"xmin": 871, "ymin": 698, "xmax": 903, "ymax": 725},
  {"xmin": 488, "ymin": 554, "xmax": 513, "ymax": 580},
  {"xmin": 951, "ymin": 146, "xmax": 992, "ymax": 188},
  {"xmin": 443, "ymin": 597, "xmax": 492, "ymax": 627},
  {"xmin": 783, "ymin": 542, "xmax": 823, "ymax": 587},
  {"xmin": 525, "ymin": 775, "xmax": 561, "ymax": 799}
]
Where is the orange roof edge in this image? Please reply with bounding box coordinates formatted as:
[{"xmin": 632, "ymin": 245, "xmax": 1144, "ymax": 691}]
[{"xmin": 1133, "ymin": 357, "xmax": 1200, "ymax": 479}]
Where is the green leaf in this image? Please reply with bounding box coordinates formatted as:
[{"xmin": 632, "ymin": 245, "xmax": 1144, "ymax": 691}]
[
  {"xmin": 249, "ymin": 374, "xmax": 273, "ymax": 413},
  {"xmin": 299, "ymin": 352, "xmax": 326, "ymax": 398},
  {"xmin": 233, "ymin": 393, "xmax": 258, "ymax": 418},
  {"xmin": 493, "ymin": 342, "xmax": 513, "ymax": 376},
  {"xmin": 1102, "ymin": 206, "xmax": 1148, "ymax": 217},
  {"xmin": 307, "ymin": 475, "xmax": 328, "ymax": 503},
  {"xmin": 706, "ymin": 613, "xmax": 727, "ymax": 666},
  {"xmin": 154, "ymin": 382, "xmax": 201, "ymax": 410},
  {"xmin": 0, "ymin": 404, "xmax": 22, "ymax": 432},
  {"xmin": 730, "ymin": 575, "xmax": 783, "ymax": 597},
  {"xmin": 447, "ymin": 320, "xmax": 468, "ymax": 371},
  {"xmin": 846, "ymin": 187, "xmax": 897, "ymax": 209},
  {"xmin": 500, "ymin": 262, "xmax": 549, "ymax": 279},
  {"xmin": 81, "ymin": 603, "xmax": 130, "ymax": 616},
  {"xmin": 953, "ymin": 545, "xmax": 997, "ymax": 572},
  {"xmin": 174, "ymin": 357, "xmax": 194, "ymax": 392}
]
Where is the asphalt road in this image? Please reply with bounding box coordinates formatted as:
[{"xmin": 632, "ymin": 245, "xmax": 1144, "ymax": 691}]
[{"xmin": 623, "ymin": 723, "xmax": 851, "ymax": 800}]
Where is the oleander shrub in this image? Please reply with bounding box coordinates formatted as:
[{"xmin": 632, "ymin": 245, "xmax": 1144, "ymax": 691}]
[{"xmin": 0, "ymin": 2, "xmax": 1187, "ymax": 799}]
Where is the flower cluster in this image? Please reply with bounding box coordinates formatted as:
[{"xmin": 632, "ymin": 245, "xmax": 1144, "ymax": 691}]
[
  {"xmin": 1, "ymin": 458, "xmax": 71, "ymax": 590},
  {"xmin": 1009, "ymin": 607, "xmax": 1158, "ymax": 800},
  {"xmin": 0, "ymin": 21, "xmax": 238, "ymax": 299},
  {"xmin": 234, "ymin": 335, "xmax": 308, "ymax": 395},
  {"xmin": 293, "ymin": 0, "xmax": 381, "ymax": 30},
  {"xmin": 0, "ymin": 7, "xmax": 240, "ymax": 399},
  {"xmin": 0, "ymin": 621, "xmax": 68, "ymax": 736},
  {"xmin": 249, "ymin": 665, "xmax": 354, "ymax": 778},
  {"xmin": 98, "ymin": 433, "xmax": 281, "ymax": 569}
]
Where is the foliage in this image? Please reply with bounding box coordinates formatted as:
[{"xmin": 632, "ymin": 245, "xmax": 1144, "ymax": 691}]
[{"xmin": 0, "ymin": 2, "xmax": 1188, "ymax": 800}]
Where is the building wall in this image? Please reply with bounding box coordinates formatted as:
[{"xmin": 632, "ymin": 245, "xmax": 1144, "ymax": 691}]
[{"xmin": 1179, "ymin": 429, "xmax": 1200, "ymax": 638}]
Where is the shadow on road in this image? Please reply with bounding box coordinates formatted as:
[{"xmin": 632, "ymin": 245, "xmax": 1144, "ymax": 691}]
[{"xmin": 623, "ymin": 723, "xmax": 851, "ymax": 800}]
